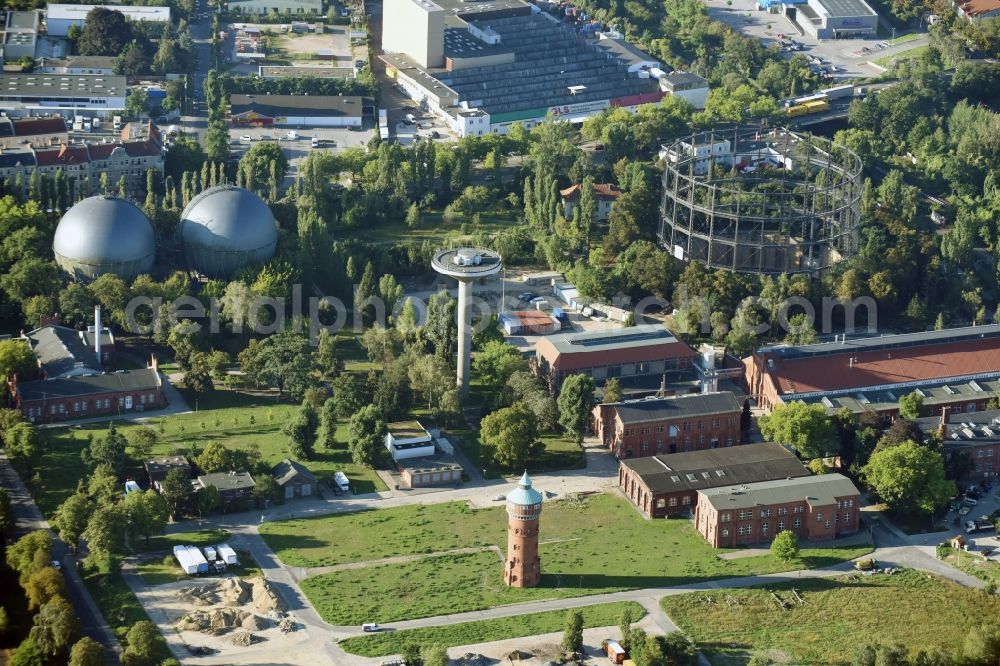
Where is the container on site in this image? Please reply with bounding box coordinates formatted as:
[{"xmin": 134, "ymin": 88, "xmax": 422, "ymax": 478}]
[{"xmin": 217, "ymin": 544, "xmax": 239, "ymax": 566}]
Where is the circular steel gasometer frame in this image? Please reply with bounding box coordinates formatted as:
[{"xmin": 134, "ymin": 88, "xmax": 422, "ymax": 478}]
[{"xmin": 658, "ymin": 126, "xmax": 863, "ymax": 275}]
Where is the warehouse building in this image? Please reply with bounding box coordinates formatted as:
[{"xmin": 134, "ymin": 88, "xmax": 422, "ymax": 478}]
[
  {"xmin": 534, "ymin": 324, "xmax": 697, "ymax": 393},
  {"xmin": 35, "ymin": 55, "xmax": 116, "ymax": 75},
  {"xmin": 381, "ymin": 0, "xmax": 666, "ymax": 137},
  {"xmin": 0, "ymin": 73, "xmax": 126, "ymax": 117},
  {"xmin": 46, "ymin": 4, "xmax": 172, "ymax": 37},
  {"xmin": 619, "ymin": 442, "xmax": 809, "ymax": 518},
  {"xmin": 775, "ymin": 0, "xmax": 878, "ymax": 38},
  {"xmin": 3, "ymin": 10, "xmax": 40, "ymax": 60},
  {"xmin": 745, "ymin": 325, "xmax": 1000, "ymax": 420},
  {"xmin": 229, "ymin": 94, "xmax": 366, "ymax": 127}
]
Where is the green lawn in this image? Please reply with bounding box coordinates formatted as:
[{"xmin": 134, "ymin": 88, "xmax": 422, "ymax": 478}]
[
  {"xmin": 660, "ymin": 569, "xmax": 1000, "ymax": 665},
  {"xmin": 448, "ymin": 425, "xmax": 585, "ymax": 480},
  {"xmin": 33, "ymin": 390, "xmax": 385, "ymax": 517},
  {"xmin": 80, "ymin": 559, "xmax": 171, "ymax": 661},
  {"xmin": 131, "ymin": 529, "xmax": 231, "ymax": 554},
  {"xmin": 874, "ymin": 44, "xmax": 930, "ymax": 67},
  {"xmin": 339, "ymin": 601, "xmax": 646, "ymax": 657},
  {"xmin": 269, "ymin": 493, "xmax": 871, "ymax": 624}
]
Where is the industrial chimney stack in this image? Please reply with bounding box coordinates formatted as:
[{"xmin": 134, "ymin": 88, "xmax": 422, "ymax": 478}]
[{"xmin": 94, "ymin": 305, "xmax": 102, "ymax": 367}]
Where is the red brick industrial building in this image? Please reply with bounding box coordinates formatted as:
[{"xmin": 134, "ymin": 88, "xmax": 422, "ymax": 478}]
[
  {"xmin": 618, "ymin": 442, "xmax": 809, "ymax": 518},
  {"xmin": 918, "ymin": 408, "xmax": 1000, "ymax": 482},
  {"xmin": 534, "ymin": 324, "xmax": 696, "ymax": 393},
  {"xmin": 594, "ymin": 391, "xmax": 744, "ymax": 458},
  {"xmin": 695, "ymin": 474, "xmax": 861, "ymax": 548},
  {"xmin": 745, "ymin": 325, "xmax": 1000, "ymax": 420}
]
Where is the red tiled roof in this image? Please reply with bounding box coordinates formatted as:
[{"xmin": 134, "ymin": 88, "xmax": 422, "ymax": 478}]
[
  {"xmin": 86, "ymin": 143, "xmax": 120, "ymax": 159},
  {"xmin": 12, "ymin": 117, "xmax": 67, "ymax": 137},
  {"xmin": 34, "ymin": 145, "xmax": 89, "ymax": 166},
  {"xmin": 960, "ymin": 0, "xmax": 1000, "ymax": 16},
  {"xmin": 764, "ymin": 337, "xmax": 1000, "ymax": 396},
  {"xmin": 559, "ymin": 183, "xmax": 623, "ymax": 200},
  {"xmin": 512, "ymin": 310, "xmax": 553, "ymax": 324}
]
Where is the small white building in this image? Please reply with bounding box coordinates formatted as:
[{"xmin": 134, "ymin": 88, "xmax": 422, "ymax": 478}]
[
  {"xmin": 659, "ymin": 71, "xmax": 710, "ymax": 110},
  {"xmin": 385, "ymin": 421, "xmax": 435, "ymax": 462},
  {"xmin": 662, "ymin": 137, "xmax": 733, "ymax": 175},
  {"xmin": 46, "ymin": 4, "xmax": 171, "ymax": 37}
]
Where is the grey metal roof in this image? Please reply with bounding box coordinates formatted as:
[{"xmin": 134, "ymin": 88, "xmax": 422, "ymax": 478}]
[
  {"xmin": 815, "ymin": 0, "xmax": 876, "ymax": 16},
  {"xmin": 430, "ymin": 14, "xmax": 660, "ymax": 117},
  {"xmin": 17, "ymin": 367, "xmax": 161, "ymax": 400},
  {"xmin": 6, "ymin": 10, "xmax": 39, "ymax": 31},
  {"xmin": 433, "ymin": 0, "xmax": 531, "ymax": 19},
  {"xmin": 272, "ymin": 458, "xmax": 317, "ymax": 486},
  {"xmin": 230, "ymin": 94, "xmax": 365, "ymax": 119},
  {"xmin": 0, "ymin": 73, "xmax": 126, "ymax": 98},
  {"xmin": 545, "ymin": 324, "xmax": 678, "ymax": 356},
  {"xmin": 53, "ymin": 196, "xmax": 156, "ymax": 276},
  {"xmin": 196, "ymin": 471, "xmax": 256, "ymax": 492},
  {"xmin": 0, "ymin": 152, "xmax": 34, "ymax": 168},
  {"xmin": 803, "ymin": 377, "xmax": 1000, "ymax": 414},
  {"xmin": 612, "ymin": 391, "xmax": 742, "ymax": 425},
  {"xmin": 621, "ymin": 442, "xmax": 808, "ymax": 494},
  {"xmin": 592, "ymin": 38, "xmax": 658, "ymax": 68},
  {"xmin": 700, "ymin": 473, "xmax": 860, "ymax": 510},
  {"xmin": 180, "ymin": 185, "xmax": 278, "ymax": 255},
  {"xmin": 144, "ymin": 456, "xmax": 191, "ymax": 478},
  {"xmin": 25, "ymin": 325, "xmax": 98, "ymax": 376},
  {"xmin": 661, "ymin": 71, "xmax": 708, "ymax": 91}
]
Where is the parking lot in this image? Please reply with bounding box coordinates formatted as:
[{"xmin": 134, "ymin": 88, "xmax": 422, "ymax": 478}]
[
  {"xmin": 699, "ymin": 0, "xmax": 927, "ymax": 80},
  {"xmin": 945, "ymin": 481, "xmax": 1000, "ymax": 551},
  {"xmin": 228, "ymin": 124, "xmax": 376, "ymax": 181}
]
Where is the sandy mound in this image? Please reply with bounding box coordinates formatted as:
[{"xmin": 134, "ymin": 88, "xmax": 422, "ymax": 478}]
[
  {"xmin": 178, "ymin": 608, "xmax": 251, "ymax": 635},
  {"xmin": 231, "ymin": 631, "xmax": 259, "ymax": 646},
  {"xmin": 248, "ymin": 577, "xmax": 285, "ymax": 614},
  {"xmin": 278, "ymin": 617, "xmax": 299, "ymax": 634},
  {"xmin": 218, "ymin": 577, "xmax": 253, "ymax": 606},
  {"xmin": 178, "ymin": 583, "xmax": 221, "ymax": 607},
  {"xmin": 241, "ymin": 614, "xmax": 271, "ymax": 631}
]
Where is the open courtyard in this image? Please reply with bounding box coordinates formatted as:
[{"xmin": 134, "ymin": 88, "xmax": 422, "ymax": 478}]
[
  {"xmin": 660, "ymin": 569, "xmax": 1000, "ymax": 664},
  {"xmin": 260, "ymin": 493, "xmax": 872, "ymax": 625}
]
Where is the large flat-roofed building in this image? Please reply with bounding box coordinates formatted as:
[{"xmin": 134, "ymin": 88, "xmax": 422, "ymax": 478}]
[
  {"xmin": 35, "ymin": 55, "xmax": 116, "ymax": 75},
  {"xmin": 46, "ymin": 4, "xmax": 171, "ymax": 37},
  {"xmin": 229, "ymin": 94, "xmax": 366, "ymax": 127},
  {"xmin": 791, "ymin": 0, "xmax": 878, "ymax": 38},
  {"xmin": 0, "ymin": 73, "xmax": 126, "ymax": 117},
  {"xmin": 595, "ymin": 392, "xmax": 744, "ymax": 458},
  {"xmin": 658, "ymin": 71, "xmax": 710, "ymax": 110},
  {"xmin": 534, "ymin": 324, "xmax": 697, "ymax": 393},
  {"xmin": 381, "ymin": 3, "xmax": 665, "ymax": 137},
  {"xmin": 695, "ymin": 473, "xmax": 861, "ymax": 547},
  {"xmin": 619, "ymin": 442, "xmax": 809, "ymax": 518},
  {"xmin": 385, "ymin": 420, "xmax": 435, "ymax": 461},
  {"xmin": 228, "ymin": 0, "xmax": 322, "ymax": 13},
  {"xmin": 745, "ymin": 325, "xmax": 1000, "ymax": 419}
]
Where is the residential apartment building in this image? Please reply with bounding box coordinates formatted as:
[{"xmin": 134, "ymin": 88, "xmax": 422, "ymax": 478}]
[
  {"xmin": 594, "ymin": 392, "xmax": 744, "ymax": 458},
  {"xmin": 0, "ymin": 122, "xmax": 163, "ymax": 195},
  {"xmin": 559, "ymin": 182, "xmax": 621, "ymax": 222},
  {"xmin": 695, "ymin": 474, "xmax": 861, "ymax": 548},
  {"xmin": 618, "ymin": 442, "xmax": 809, "ymax": 518},
  {"xmin": 0, "ymin": 117, "xmax": 68, "ymax": 149},
  {"xmin": 534, "ymin": 324, "xmax": 696, "ymax": 393}
]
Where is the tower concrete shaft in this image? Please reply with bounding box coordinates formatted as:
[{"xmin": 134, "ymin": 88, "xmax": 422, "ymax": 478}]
[{"xmin": 457, "ymin": 279, "xmax": 473, "ymax": 395}]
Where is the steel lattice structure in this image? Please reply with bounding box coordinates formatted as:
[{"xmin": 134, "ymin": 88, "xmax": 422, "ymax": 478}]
[{"xmin": 659, "ymin": 126, "xmax": 862, "ymax": 275}]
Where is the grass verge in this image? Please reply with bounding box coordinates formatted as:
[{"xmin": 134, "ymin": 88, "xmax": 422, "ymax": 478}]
[
  {"xmin": 339, "ymin": 602, "xmax": 646, "ymax": 656},
  {"xmin": 660, "ymin": 569, "xmax": 1000, "ymax": 665}
]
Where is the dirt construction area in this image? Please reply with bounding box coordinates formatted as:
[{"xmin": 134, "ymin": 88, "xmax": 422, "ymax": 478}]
[
  {"xmin": 133, "ymin": 574, "xmax": 316, "ymax": 663},
  {"xmin": 274, "ymin": 26, "xmax": 355, "ymax": 65}
]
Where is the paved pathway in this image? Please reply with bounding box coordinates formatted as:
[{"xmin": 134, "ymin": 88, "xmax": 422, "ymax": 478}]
[{"xmin": 0, "ymin": 453, "xmax": 122, "ymax": 664}]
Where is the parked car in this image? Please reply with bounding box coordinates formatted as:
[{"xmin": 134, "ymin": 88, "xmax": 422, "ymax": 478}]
[
  {"xmin": 362, "ymin": 623, "xmax": 382, "ymax": 632},
  {"xmin": 518, "ymin": 291, "xmax": 537, "ymax": 302},
  {"xmin": 240, "ymin": 134, "xmax": 253, "ymax": 142},
  {"xmin": 51, "ymin": 560, "xmax": 62, "ymax": 571},
  {"xmin": 963, "ymin": 497, "xmax": 979, "ymax": 507},
  {"xmin": 492, "ymin": 494, "xmax": 506, "ymax": 501}
]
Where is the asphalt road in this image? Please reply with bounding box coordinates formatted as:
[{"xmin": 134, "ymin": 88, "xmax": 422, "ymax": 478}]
[{"xmin": 0, "ymin": 453, "xmax": 122, "ymax": 664}]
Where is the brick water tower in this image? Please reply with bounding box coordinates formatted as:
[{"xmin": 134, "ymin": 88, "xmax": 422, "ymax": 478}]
[{"xmin": 503, "ymin": 471, "xmax": 543, "ymax": 588}]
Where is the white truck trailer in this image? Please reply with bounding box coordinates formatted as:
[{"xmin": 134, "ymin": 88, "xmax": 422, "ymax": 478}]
[
  {"xmin": 216, "ymin": 544, "xmax": 239, "ymax": 566},
  {"xmin": 174, "ymin": 545, "xmax": 209, "ymax": 575}
]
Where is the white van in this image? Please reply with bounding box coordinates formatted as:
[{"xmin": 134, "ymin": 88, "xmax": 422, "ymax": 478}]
[
  {"xmin": 333, "ymin": 471, "xmax": 350, "ymax": 494},
  {"xmin": 362, "ymin": 623, "xmax": 382, "ymax": 632},
  {"xmin": 286, "ymin": 130, "xmax": 298, "ymax": 140},
  {"xmin": 404, "ymin": 113, "xmax": 416, "ymax": 125},
  {"xmin": 311, "ymin": 137, "xmax": 320, "ymax": 148}
]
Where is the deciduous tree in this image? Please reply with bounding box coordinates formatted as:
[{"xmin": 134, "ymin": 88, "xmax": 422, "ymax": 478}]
[
  {"xmin": 29, "ymin": 596, "xmax": 79, "ymax": 657},
  {"xmin": 562, "ymin": 610, "xmax": 583, "ymax": 652},
  {"xmin": 480, "ymin": 402, "xmax": 539, "ymax": 470},
  {"xmin": 53, "ymin": 492, "xmax": 93, "ymax": 553},
  {"xmin": 68, "ymin": 637, "xmax": 105, "ymax": 666},
  {"xmin": 347, "ymin": 405, "xmax": 387, "ymax": 468},
  {"xmin": 770, "ymin": 530, "xmax": 799, "ymax": 563},
  {"xmin": 758, "ymin": 402, "xmax": 837, "ymax": 459},
  {"xmin": 863, "ymin": 441, "xmax": 953, "ymax": 520}
]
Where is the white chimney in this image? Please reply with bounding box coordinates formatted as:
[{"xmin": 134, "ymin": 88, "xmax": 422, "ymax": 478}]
[{"xmin": 94, "ymin": 305, "xmax": 102, "ymax": 365}]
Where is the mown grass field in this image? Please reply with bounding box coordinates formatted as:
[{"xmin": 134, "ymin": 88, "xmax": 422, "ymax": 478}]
[
  {"xmin": 339, "ymin": 602, "xmax": 645, "ymax": 656},
  {"xmin": 660, "ymin": 569, "xmax": 1000, "ymax": 665},
  {"xmin": 271, "ymin": 493, "xmax": 872, "ymax": 624},
  {"xmin": 32, "ymin": 390, "xmax": 385, "ymax": 518}
]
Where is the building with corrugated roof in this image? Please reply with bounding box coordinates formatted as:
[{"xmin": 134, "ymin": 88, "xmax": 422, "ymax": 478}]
[
  {"xmin": 0, "ymin": 73, "xmax": 126, "ymax": 116},
  {"xmin": 46, "ymin": 4, "xmax": 171, "ymax": 37}
]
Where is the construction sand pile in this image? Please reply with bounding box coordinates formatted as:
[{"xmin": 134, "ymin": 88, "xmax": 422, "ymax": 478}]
[
  {"xmin": 248, "ymin": 577, "xmax": 285, "ymax": 614},
  {"xmin": 178, "ymin": 608, "xmax": 251, "ymax": 635},
  {"xmin": 218, "ymin": 577, "xmax": 253, "ymax": 606},
  {"xmin": 178, "ymin": 583, "xmax": 222, "ymax": 607},
  {"xmin": 231, "ymin": 631, "xmax": 259, "ymax": 646},
  {"xmin": 241, "ymin": 614, "xmax": 271, "ymax": 631}
]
